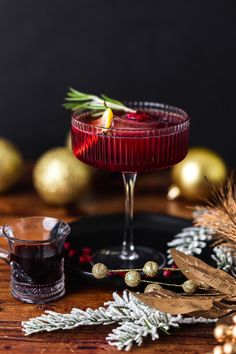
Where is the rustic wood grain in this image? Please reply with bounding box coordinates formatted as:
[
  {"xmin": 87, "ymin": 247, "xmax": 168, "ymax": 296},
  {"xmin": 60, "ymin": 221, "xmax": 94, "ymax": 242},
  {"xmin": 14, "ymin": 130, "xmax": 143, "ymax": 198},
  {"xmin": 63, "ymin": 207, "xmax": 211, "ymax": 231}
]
[{"xmin": 0, "ymin": 168, "xmax": 215, "ymax": 354}]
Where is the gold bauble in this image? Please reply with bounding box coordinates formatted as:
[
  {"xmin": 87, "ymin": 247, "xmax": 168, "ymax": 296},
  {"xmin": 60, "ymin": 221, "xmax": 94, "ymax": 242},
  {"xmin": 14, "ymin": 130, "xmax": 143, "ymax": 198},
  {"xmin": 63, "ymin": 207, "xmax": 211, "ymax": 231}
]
[
  {"xmin": 182, "ymin": 280, "xmax": 198, "ymax": 294},
  {"xmin": 213, "ymin": 345, "xmax": 224, "ymax": 354},
  {"xmin": 124, "ymin": 271, "xmax": 141, "ymax": 287},
  {"xmin": 169, "ymin": 147, "xmax": 227, "ymax": 201},
  {"xmin": 143, "ymin": 261, "xmax": 159, "ymax": 277},
  {"xmin": 223, "ymin": 342, "xmax": 236, "ymax": 354},
  {"xmin": 92, "ymin": 263, "xmax": 108, "ymax": 279},
  {"xmin": 33, "ymin": 147, "xmax": 91, "ymax": 205},
  {"xmin": 214, "ymin": 325, "xmax": 231, "ymax": 342},
  {"xmin": 0, "ymin": 138, "xmax": 24, "ymax": 193}
]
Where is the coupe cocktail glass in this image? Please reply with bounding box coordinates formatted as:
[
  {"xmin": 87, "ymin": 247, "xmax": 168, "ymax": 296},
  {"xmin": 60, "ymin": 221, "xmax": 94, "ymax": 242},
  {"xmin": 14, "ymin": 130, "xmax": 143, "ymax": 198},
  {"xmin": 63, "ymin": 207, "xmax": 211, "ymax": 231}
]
[{"xmin": 71, "ymin": 102, "xmax": 189, "ymax": 268}]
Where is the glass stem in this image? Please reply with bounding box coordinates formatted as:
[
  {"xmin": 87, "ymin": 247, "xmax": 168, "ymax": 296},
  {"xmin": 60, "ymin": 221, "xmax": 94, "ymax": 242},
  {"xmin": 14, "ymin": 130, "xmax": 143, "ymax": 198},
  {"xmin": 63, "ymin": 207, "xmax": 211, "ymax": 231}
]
[{"xmin": 120, "ymin": 172, "xmax": 138, "ymax": 260}]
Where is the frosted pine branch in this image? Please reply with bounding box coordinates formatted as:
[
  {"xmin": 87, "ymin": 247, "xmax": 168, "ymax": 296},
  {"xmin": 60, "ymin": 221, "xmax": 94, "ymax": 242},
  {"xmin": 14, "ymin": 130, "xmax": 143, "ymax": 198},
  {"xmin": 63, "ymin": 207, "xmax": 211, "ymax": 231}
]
[
  {"xmin": 167, "ymin": 227, "xmax": 213, "ymax": 265},
  {"xmin": 211, "ymin": 246, "xmax": 234, "ymax": 272}
]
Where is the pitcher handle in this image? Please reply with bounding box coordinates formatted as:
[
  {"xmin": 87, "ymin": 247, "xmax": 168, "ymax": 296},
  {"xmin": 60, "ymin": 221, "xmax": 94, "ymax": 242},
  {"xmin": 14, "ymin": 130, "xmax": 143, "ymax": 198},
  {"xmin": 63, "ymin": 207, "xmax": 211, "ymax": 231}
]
[{"xmin": 0, "ymin": 226, "xmax": 10, "ymax": 264}]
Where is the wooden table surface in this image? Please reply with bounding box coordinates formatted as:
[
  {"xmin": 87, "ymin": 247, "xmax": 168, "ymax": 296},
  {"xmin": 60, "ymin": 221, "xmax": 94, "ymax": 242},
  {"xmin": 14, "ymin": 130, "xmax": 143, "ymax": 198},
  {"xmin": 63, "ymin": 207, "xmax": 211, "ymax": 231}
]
[{"xmin": 0, "ymin": 170, "xmax": 216, "ymax": 354}]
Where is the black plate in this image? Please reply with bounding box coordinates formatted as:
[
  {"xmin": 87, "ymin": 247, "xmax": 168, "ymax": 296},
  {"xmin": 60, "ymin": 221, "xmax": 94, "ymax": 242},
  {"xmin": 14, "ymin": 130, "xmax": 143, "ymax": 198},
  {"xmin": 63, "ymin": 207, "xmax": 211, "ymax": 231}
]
[{"xmin": 65, "ymin": 212, "xmax": 192, "ymax": 277}]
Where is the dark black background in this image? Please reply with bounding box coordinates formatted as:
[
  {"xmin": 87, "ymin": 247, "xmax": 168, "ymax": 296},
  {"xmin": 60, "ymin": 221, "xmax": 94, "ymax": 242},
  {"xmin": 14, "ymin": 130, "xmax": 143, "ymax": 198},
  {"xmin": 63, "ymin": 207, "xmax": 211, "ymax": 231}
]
[{"xmin": 0, "ymin": 0, "xmax": 235, "ymax": 165}]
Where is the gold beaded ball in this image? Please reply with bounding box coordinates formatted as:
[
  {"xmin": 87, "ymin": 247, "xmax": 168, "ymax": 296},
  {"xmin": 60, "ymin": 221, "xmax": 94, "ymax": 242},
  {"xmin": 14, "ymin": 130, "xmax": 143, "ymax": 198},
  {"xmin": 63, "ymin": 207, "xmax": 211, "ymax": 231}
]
[
  {"xmin": 144, "ymin": 283, "xmax": 162, "ymax": 293},
  {"xmin": 233, "ymin": 315, "xmax": 236, "ymax": 325},
  {"xmin": 143, "ymin": 261, "xmax": 159, "ymax": 277},
  {"xmin": 92, "ymin": 263, "xmax": 108, "ymax": 279},
  {"xmin": 214, "ymin": 325, "xmax": 231, "ymax": 343},
  {"xmin": 182, "ymin": 280, "xmax": 198, "ymax": 294},
  {"xmin": 200, "ymin": 281, "xmax": 211, "ymax": 290},
  {"xmin": 213, "ymin": 345, "xmax": 224, "ymax": 354},
  {"xmin": 231, "ymin": 325, "xmax": 236, "ymax": 339},
  {"xmin": 124, "ymin": 271, "xmax": 141, "ymax": 287},
  {"xmin": 223, "ymin": 342, "xmax": 236, "ymax": 354}
]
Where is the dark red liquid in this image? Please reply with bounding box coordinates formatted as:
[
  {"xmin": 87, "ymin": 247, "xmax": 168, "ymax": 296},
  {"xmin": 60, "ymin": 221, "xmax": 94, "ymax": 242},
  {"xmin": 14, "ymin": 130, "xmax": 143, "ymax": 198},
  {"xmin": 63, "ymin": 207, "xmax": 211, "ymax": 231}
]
[
  {"xmin": 71, "ymin": 110, "xmax": 189, "ymax": 172},
  {"xmin": 10, "ymin": 244, "xmax": 63, "ymax": 284}
]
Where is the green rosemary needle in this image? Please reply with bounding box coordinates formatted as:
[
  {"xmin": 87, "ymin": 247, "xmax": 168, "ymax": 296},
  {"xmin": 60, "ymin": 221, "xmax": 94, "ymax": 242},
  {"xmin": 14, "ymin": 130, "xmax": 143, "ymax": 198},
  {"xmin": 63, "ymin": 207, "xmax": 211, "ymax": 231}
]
[{"xmin": 63, "ymin": 87, "xmax": 136, "ymax": 116}]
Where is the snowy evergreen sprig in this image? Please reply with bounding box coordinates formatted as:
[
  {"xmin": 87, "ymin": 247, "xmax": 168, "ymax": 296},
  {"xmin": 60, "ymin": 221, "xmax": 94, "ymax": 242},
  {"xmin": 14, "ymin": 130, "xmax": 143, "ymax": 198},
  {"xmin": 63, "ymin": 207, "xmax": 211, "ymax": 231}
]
[
  {"xmin": 211, "ymin": 246, "xmax": 235, "ymax": 272},
  {"xmin": 167, "ymin": 227, "xmax": 214, "ymax": 265},
  {"xmin": 22, "ymin": 291, "xmax": 215, "ymax": 351}
]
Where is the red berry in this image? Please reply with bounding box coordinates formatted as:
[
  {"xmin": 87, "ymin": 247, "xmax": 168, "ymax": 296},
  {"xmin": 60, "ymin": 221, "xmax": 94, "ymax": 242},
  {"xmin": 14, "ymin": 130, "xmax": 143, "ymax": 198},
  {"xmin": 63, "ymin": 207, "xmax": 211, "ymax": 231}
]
[
  {"xmin": 172, "ymin": 263, "xmax": 178, "ymax": 269},
  {"xmin": 126, "ymin": 112, "xmax": 149, "ymax": 121},
  {"xmin": 79, "ymin": 255, "xmax": 86, "ymax": 264},
  {"xmin": 68, "ymin": 249, "xmax": 77, "ymax": 258},
  {"xmin": 82, "ymin": 247, "xmax": 92, "ymax": 255},
  {"xmin": 83, "ymin": 254, "xmax": 92, "ymax": 263},
  {"xmin": 64, "ymin": 242, "xmax": 71, "ymax": 250},
  {"xmin": 163, "ymin": 270, "xmax": 172, "ymax": 278}
]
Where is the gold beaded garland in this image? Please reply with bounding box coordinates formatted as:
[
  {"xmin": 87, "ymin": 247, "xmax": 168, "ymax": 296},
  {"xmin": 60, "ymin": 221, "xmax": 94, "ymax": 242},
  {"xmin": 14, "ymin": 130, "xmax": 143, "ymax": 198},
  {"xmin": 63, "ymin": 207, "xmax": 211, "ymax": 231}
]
[
  {"xmin": 223, "ymin": 342, "xmax": 236, "ymax": 354},
  {"xmin": 182, "ymin": 280, "xmax": 198, "ymax": 294},
  {"xmin": 213, "ymin": 345, "xmax": 224, "ymax": 354},
  {"xmin": 92, "ymin": 263, "xmax": 108, "ymax": 279},
  {"xmin": 124, "ymin": 271, "xmax": 141, "ymax": 287},
  {"xmin": 143, "ymin": 261, "xmax": 159, "ymax": 277},
  {"xmin": 214, "ymin": 325, "xmax": 230, "ymax": 343},
  {"xmin": 144, "ymin": 283, "xmax": 163, "ymax": 293},
  {"xmin": 200, "ymin": 281, "xmax": 211, "ymax": 290}
]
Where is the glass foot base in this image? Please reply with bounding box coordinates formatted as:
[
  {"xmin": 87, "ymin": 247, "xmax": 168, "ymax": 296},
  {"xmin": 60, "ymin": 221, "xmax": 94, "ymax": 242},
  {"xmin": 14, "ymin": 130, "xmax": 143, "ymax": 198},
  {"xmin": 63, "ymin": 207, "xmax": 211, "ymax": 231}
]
[{"xmin": 92, "ymin": 246, "xmax": 166, "ymax": 269}]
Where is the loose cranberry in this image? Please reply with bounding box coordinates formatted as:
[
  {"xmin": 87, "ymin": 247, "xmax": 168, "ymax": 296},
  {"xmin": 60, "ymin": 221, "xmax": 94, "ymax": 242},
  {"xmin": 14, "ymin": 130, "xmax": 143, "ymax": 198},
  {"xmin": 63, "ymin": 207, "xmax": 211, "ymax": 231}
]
[
  {"xmin": 79, "ymin": 255, "xmax": 86, "ymax": 264},
  {"xmin": 82, "ymin": 247, "xmax": 92, "ymax": 255},
  {"xmin": 64, "ymin": 242, "xmax": 71, "ymax": 250},
  {"xmin": 68, "ymin": 249, "xmax": 77, "ymax": 258},
  {"xmin": 126, "ymin": 112, "xmax": 149, "ymax": 121},
  {"xmin": 83, "ymin": 254, "xmax": 92, "ymax": 263},
  {"xmin": 171, "ymin": 263, "xmax": 178, "ymax": 269},
  {"xmin": 163, "ymin": 270, "xmax": 172, "ymax": 278}
]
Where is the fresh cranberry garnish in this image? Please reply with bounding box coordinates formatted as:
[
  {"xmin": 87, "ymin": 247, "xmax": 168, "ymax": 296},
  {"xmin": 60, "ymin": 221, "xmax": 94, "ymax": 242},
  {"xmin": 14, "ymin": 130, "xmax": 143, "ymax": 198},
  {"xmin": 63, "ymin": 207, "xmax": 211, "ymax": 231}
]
[
  {"xmin": 126, "ymin": 112, "xmax": 150, "ymax": 121},
  {"xmin": 79, "ymin": 255, "xmax": 86, "ymax": 264},
  {"xmin": 171, "ymin": 263, "xmax": 178, "ymax": 269},
  {"xmin": 163, "ymin": 269, "xmax": 172, "ymax": 278},
  {"xmin": 63, "ymin": 242, "xmax": 71, "ymax": 250},
  {"xmin": 82, "ymin": 247, "xmax": 92, "ymax": 255},
  {"xmin": 68, "ymin": 249, "xmax": 77, "ymax": 258}
]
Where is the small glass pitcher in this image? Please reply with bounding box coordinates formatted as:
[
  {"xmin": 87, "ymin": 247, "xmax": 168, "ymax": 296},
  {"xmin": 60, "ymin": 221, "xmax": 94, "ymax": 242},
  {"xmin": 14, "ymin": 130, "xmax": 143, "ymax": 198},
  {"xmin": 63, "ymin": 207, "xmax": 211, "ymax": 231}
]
[{"xmin": 0, "ymin": 216, "xmax": 70, "ymax": 304}]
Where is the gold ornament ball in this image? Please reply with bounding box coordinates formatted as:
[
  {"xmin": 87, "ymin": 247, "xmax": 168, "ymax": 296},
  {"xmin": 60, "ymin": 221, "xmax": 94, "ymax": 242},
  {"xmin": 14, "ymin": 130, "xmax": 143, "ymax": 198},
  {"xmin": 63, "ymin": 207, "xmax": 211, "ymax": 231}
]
[
  {"xmin": 143, "ymin": 261, "xmax": 159, "ymax": 277},
  {"xmin": 144, "ymin": 283, "xmax": 162, "ymax": 293},
  {"xmin": 214, "ymin": 325, "xmax": 231, "ymax": 342},
  {"xmin": 170, "ymin": 147, "xmax": 227, "ymax": 200},
  {"xmin": 0, "ymin": 138, "xmax": 24, "ymax": 193},
  {"xmin": 92, "ymin": 263, "xmax": 108, "ymax": 279},
  {"xmin": 33, "ymin": 147, "xmax": 91, "ymax": 205},
  {"xmin": 232, "ymin": 315, "xmax": 236, "ymax": 325},
  {"xmin": 182, "ymin": 280, "xmax": 198, "ymax": 294},
  {"xmin": 223, "ymin": 342, "xmax": 236, "ymax": 354},
  {"xmin": 232, "ymin": 325, "xmax": 236, "ymax": 339},
  {"xmin": 125, "ymin": 271, "xmax": 141, "ymax": 287},
  {"xmin": 213, "ymin": 345, "xmax": 224, "ymax": 354}
]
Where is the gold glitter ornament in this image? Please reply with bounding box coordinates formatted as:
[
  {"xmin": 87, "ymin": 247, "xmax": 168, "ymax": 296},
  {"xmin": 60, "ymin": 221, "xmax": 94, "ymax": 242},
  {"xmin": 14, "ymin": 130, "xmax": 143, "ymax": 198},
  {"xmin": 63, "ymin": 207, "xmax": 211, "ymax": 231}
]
[
  {"xmin": 143, "ymin": 261, "xmax": 159, "ymax": 277},
  {"xmin": 223, "ymin": 342, "xmax": 236, "ymax": 354},
  {"xmin": 33, "ymin": 147, "xmax": 91, "ymax": 205},
  {"xmin": 182, "ymin": 280, "xmax": 198, "ymax": 294},
  {"xmin": 0, "ymin": 138, "xmax": 24, "ymax": 193},
  {"xmin": 213, "ymin": 345, "xmax": 224, "ymax": 354},
  {"xmin": 125, "ymin": 271, "xmax": 141, "ymax": 287},
  {"xmin": 200, "ymin": 281, "xmax": 211, "ymax": 290},
  {"xmin": 168, "ymin": 147, "xmax": 227, "ymax": 201},
  {"xmin": 144, "ymin": 283, "xmax": 162, "ymax": 293},
  {"xmin": 214, "ymin": 325, "xmax": 231, "ymax": 343},
  {"xmin": 92, "ymin": 263, "xmax": 108, "ymax": 279}
]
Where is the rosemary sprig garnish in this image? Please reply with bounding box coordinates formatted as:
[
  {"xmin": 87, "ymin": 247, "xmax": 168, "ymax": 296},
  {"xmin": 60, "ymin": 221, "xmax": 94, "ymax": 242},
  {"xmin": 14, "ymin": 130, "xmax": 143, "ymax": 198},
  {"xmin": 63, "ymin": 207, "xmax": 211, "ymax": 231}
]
[{"xmin": 63, "ymin": 88, "xmax": 136, "ymax": 116}]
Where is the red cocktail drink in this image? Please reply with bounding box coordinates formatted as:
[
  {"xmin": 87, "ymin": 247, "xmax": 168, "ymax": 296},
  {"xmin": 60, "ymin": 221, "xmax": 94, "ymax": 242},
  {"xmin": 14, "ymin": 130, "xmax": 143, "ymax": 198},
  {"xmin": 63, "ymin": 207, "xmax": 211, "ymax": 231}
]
[{"xmin": 71, "ymin": 102, "xmax": 189, "ymax": 267}]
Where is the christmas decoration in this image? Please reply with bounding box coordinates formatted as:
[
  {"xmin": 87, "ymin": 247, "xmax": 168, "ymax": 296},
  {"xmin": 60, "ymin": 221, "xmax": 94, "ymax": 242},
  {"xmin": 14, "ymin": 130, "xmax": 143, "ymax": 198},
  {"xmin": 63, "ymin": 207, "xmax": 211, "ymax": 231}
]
[
  {"xmin": 167, "ymin": 226, "xmax": 214, "ymax": 265},
  {"xmin": 22, "ymin": 290, "xmax": 215, "ymax": 351},
  {"xmin": 168, "ymin": 147, "xmax": 227, "ymax": 201},
  {"xmin": 212, "ymin": 315, "xmax": 236, "ymax": 354},
  {"xmin": 0, "ymin": 138, "xmax": 24, "ymax": 193},
  {"xmin": 33, "ymin": 147, "xmax": 91, "ymax": 205}
]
